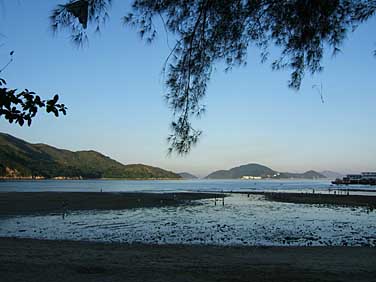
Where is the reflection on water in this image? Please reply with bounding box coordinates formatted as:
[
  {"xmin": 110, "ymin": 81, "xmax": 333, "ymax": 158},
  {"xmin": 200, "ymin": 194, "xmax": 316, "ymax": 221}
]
[{"xmin": 0, "ymin": 194, "xmax": 375, "ymax": 246}]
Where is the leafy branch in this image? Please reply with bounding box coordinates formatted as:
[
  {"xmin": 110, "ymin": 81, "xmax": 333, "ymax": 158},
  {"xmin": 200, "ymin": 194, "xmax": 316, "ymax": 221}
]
[{"xmin": 0, "ymin": 78, "xmax": 67, "ymax": 126}]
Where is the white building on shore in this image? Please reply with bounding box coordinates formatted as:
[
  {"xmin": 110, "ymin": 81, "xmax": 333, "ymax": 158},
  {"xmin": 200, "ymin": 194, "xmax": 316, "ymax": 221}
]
[
  {"xmin": 361, "ymin": 172, "xmax": 376, "ymax": 180},
  {"xmin": 241, "ymin": 176, "xmax": 262, "ymax": 180}
]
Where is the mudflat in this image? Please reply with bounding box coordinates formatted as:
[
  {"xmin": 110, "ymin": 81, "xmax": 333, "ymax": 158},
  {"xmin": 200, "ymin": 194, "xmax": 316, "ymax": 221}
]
[
  {"xmin": 0, "ymin": 238, "xmax": 375, "ymax": 282},
  {"xmin": 0, "ymin": 192, "xmax": 224, "ymax": 215},
  {"xmin": 242, "ymin": 191, "xmax": 376, "ymax": 208},
  {"xmin": 1, "ymin": 191, "xmax": 375, "ymax": 216}
]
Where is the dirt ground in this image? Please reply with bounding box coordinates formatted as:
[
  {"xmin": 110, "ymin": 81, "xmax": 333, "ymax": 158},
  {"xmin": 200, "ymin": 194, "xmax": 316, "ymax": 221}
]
[{"xmin": 0, "ymin": 238, "xmax": 375, "ymax": 282}]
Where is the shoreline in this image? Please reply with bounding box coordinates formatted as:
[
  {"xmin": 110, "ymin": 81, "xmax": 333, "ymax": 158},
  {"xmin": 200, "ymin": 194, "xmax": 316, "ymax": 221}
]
[
  {"xmin": 0, "ymin": 177, "xmax": 183, "ymax": 181},
  {"xmin": 0, "ymin": 192, "xmax": 224, "ymax": 216},
  {"xmin": 238, "ymin": 191, "xmax": 376, "ymax": 208},
  {"xmin": 0, "ymin": 237, "xmax": 375, "ymax": 282},
  {"xmin": 1, "ymin": 191, "xmax": 376, "ymax": 216}
]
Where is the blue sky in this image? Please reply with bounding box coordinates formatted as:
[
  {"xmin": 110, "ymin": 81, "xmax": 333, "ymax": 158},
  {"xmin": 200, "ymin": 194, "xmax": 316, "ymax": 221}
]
[{"xmin": 0, "ymin": 1, "xmax": 375, "ymax": 177}]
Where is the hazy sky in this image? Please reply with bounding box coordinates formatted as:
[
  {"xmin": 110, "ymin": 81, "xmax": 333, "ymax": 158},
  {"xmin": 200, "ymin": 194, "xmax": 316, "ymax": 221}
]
[{"xmin": 0, "ymin": 1, "xmax": 375, "ymax": 177}]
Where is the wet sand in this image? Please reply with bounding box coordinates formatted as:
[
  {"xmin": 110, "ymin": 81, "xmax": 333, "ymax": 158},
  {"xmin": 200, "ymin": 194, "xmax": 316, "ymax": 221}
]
[
  {"xmin": 0, "ymin": 238, "xmax": 375, "ymax": 282},
  {"xmin": 0, "ymin": 192, "xmax": 224, "ymax": 216},
  {"xmin": 242, "ymin": 191, "xmax": 376, "ymax": 208},
  {"xmin": 1, "ymin": 191, "xmax": 375, "ymax": 216}
]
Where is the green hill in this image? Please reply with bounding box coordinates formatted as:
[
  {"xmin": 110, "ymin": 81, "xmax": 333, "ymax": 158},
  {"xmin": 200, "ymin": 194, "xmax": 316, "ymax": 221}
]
[
  {"xmin": 178, "ymin": 172, "xmax": 198, "ymax": 179},
  {"xmin": 206, "ymin": 164, "xmax": 325, "ymax": 179},
  {"xmin": 274, "ymin": 170, "xmax": 326, "ymax": 179},
  {"xmin": 206, "ymin": 163, "xmax": 276, "ymax": 179},
  {"xmin": 320, "ymin": 170, "xmax": 344, "ymax": 179},
  {"xmin": 0, "ymin": 133, "xmax": 181, "ymax": 179}
]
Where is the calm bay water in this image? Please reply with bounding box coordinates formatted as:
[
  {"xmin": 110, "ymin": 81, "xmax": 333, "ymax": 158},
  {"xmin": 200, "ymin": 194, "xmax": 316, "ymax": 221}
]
[
  {"xmin": 0, "ymin": 179, "xmax": 375, "ymax": 246},
  {"xmin": 0, "ymin": 178, "xmax": 365, "ymax": 193}
]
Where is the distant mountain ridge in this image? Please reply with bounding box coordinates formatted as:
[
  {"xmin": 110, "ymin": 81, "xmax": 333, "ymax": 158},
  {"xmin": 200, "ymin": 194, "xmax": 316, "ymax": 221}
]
[
  {"xmin": 206, "ymin": 163, "xmax": 326, "ymax": 179},
  {"xmin": 206, "ymin": 163, "xmax": 276, "ymax": 179},
  {"xmin": 320, "ymin": 170, "xmax": 345, "ymax": 179},
  {"xmin": 178, "ymin": 172, "xmax": 198, "ymax": 179},
  {"xmin": 0, "ymin": 133, "xmax": 181, "ymax": 180},
  {"xmin": 273, "ymin": 170, "xmax": 326, "ymax": 179}
]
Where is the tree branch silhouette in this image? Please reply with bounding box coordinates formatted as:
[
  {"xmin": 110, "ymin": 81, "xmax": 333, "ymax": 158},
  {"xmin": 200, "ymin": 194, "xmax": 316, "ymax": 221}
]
[
  {"xmin": 51, "ymin": 0, "xmax": 375, "ymax": 154},
  {"xmin": 0, "ymin": 51, "xmax": 67, "ymax": 126}
]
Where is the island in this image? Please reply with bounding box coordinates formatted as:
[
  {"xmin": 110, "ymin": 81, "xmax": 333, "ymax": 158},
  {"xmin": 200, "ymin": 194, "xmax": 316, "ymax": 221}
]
[
  {"xmin": 0, "ymin": 133, "xmax": 181, "ymax": 180},
  {"xmin": 205, "ymin": 163, "xmax": 326, "ymax": 180}
]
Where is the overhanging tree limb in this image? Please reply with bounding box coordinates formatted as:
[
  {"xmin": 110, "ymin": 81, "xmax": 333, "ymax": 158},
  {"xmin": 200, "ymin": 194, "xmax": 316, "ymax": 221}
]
[{"xmin": 52, "ymin": 0, "xmax": 376, "ymax": 154}]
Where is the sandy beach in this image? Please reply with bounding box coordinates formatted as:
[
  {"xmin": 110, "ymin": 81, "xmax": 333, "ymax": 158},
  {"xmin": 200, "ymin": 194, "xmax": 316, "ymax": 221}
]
[
  {"xmin": 1, "ymin": 191, "xmax": 375, "ymax": 281},
  {"xmin": 0, "ymin": 237, "xmax": 375, "ymax": 282}
]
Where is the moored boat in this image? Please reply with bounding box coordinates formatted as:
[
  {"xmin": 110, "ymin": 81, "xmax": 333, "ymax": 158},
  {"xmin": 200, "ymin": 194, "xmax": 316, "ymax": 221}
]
[{"xmin": 332, "ymin": 172, "xmax": 376, "ymax": 185}]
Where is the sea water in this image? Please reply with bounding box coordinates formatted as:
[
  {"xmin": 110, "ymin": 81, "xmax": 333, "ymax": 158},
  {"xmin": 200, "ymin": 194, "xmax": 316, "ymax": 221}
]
[
  {"xmin": 0, "ymin": 180, "xmax": 375, "ymax": 246},
  {"xmin": 0, "ymin": 178, "xmax": 375, "ymax": 194}
]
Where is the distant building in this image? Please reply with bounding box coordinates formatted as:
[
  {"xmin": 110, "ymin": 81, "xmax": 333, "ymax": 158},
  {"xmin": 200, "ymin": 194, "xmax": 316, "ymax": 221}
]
[
  {"xmin": 361, "ymin": 172, "xmax": 376, "ymax": 180},
  {"xmin": 241, "ymin": 176, "xmax": 262, "ymax": 180},
  {"xmin": 333, "ymin": 172, "xmax": 376, "ymax": 185},
  {"xmin": 346, "ymin": 174, "xmax": 362, "ymax": 180}
]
